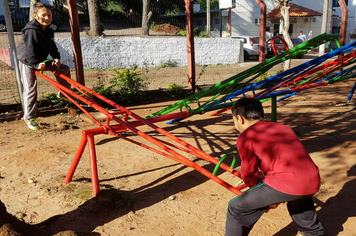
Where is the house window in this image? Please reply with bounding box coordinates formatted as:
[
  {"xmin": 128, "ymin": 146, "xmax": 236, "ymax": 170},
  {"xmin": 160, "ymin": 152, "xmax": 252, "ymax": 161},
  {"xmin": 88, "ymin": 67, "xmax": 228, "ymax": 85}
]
[
  {"xmin": 333, "ymin": 0, "xmax": 348, "ymax": 7},
  {"xmin": 290, "ymin": 18, "xmax": 297, "ymax": 24}
]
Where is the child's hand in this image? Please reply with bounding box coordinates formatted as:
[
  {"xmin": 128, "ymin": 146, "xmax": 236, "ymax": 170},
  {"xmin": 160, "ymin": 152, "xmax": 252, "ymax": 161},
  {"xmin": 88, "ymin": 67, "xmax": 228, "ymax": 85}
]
[
  {"xmin": 37, "ymin": 62, "xmax": 46, "ymax": 70},
  {"xmin": 52, "ymin": 59, "xmax": 61, "ymax": 67}
]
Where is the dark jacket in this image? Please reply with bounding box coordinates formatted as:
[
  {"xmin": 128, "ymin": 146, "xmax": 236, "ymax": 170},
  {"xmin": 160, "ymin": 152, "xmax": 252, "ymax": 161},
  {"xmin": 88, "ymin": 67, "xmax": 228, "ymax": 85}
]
[{"xmin": 17, "ymin": 20, "xmax": 60, "ymax": 68}]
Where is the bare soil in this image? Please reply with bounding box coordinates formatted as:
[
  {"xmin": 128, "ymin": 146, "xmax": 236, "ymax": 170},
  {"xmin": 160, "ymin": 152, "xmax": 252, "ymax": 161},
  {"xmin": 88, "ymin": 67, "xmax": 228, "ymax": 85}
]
[
  {"xmin": 0, "ymin": 59, "xmax": 356, "ymax": 236},
  {"xmin": 152, "ymin": 24, "xmax": 183, "ymax": 35}
]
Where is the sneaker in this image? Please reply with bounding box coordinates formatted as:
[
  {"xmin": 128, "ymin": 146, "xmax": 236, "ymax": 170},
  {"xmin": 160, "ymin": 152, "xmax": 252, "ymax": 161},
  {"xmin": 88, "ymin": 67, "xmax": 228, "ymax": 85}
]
[{"xmin": 25, "ymin": 118, "xmax": 39, "ymax": 130}]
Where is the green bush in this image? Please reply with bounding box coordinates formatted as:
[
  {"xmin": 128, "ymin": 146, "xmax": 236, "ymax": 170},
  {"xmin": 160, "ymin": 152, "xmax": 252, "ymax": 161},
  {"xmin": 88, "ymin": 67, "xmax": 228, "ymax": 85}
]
[
  {"xmin": 257, "ymin": 72, "xmax": 269, "ymax": 82},
  {"xmin": 159, "ymin": 60, "xmax": 176, "ymax": 68},
  {"xmin": 167, "ymin": 83, "xmax": 185, "ymax": 97},
  {"xmin": 109, "ymin": 68, "xmax": 146, "ymax": 101},
  {"xmin": 178, "ymin": 27, "xmax": 209, "ymax": 37},
  {"xmin": 39, "ymin": 93, "xmax": 71, "ymax": 107}
]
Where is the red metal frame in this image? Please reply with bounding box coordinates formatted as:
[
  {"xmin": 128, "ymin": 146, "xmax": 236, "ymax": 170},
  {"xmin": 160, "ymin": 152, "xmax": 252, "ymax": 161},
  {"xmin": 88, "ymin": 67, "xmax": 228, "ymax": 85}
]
[
  {"xmin": 270, "ymin": 36, "xmax": 290, "ymax": 57},
  {"xmin": 35, "ymin": 70, "xmax": 246, "ymax": 196}
]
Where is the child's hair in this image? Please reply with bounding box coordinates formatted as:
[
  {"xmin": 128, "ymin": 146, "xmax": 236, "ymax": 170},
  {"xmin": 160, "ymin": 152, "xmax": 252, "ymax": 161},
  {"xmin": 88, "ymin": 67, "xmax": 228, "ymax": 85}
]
[
  {"xmin": 33, "ymin": 2, "xmax": 51, "ymax": 14},
  {"xmin": 231, "ymin": 97, "xmax": 264, "ymax": 120}
]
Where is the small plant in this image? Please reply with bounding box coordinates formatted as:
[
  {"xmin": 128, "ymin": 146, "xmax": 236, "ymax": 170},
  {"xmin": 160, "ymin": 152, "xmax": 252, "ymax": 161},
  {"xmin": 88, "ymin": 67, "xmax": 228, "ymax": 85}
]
[
  {"xmin": 257, "ymin": 72, "xmax": 269, "ymax": 82},
  {"xmin": 39, "ymin": 93, "xmax": 71, "ymax": 107},
  {"xmin": 109, "ymin": 68, "xmax": 146, "ymax": 101},
  {"xmin": 150, "ymin": 22, "xmax": 157, "ymax": 30},
  {"xmin": 100, "ymin": 23, "xmax": 105, "ymax": 33},
  {"xmin": 178, "ymin": 30, "xmax": 186, "ymax": 36},
  {"xmin": 178, "ymin": 28, "xmax": 209, "ymax": 37},
  {"xmin": 159, "ymin": 59, "xmax": 177, "ymax": 68},
  {"xmin": 275, "ymin": 69, "xmax": 284, "ymax": 75},
  {"xmin": 91, "ymin": 84, "xmax": 116, "ymax": 104},
  {"xmin": 167, "ymin": 83, "xmax": 185, "ymax": 97}
]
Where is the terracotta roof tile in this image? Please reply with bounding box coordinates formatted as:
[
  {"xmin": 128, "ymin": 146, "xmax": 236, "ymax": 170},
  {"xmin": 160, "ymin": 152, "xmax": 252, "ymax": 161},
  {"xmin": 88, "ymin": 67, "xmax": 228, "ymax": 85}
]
[{"xmin": 267, "ymin": 3, "xmax": 322, "ymax": 18}]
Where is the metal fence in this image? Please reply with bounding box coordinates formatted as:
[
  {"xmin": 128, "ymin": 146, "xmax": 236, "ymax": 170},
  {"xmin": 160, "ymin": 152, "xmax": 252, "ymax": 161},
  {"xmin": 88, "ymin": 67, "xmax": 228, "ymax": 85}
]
[{"xmin": 0, "ymin": 0, "xmax": 243, "ymax": 106}]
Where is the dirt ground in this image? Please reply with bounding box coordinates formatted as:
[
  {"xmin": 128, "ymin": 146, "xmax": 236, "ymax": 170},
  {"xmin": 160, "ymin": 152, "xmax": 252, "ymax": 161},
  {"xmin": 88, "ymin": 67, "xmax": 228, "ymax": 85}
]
[
  {"xmin": 0, "ymin": 73, "xmax": 355, "ymax": 236},
  {"xmin": 1, "ymin": 47, "xmax": 356, "ymax": 236}
]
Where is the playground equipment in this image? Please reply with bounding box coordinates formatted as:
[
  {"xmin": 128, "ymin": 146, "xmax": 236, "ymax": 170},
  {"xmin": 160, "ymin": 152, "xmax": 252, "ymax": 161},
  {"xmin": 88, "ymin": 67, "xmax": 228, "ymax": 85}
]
[
  {"xmin": 146, "ymin": 34, "xmax": 341, "ymax": 122},
  {"xmin": 36, "ymin": 69, "xmax": 247, "ymax": 196},
  {"xmin": 208, "ymin": 40, "xmax": 356, "ymax": 117},
  {"xmin": 147, "ymin": 34, "xmax": 356, "ymax": 123},
  {"xmin": 37, "ymin": 34, "xmax": 356, "ymax": 196}
]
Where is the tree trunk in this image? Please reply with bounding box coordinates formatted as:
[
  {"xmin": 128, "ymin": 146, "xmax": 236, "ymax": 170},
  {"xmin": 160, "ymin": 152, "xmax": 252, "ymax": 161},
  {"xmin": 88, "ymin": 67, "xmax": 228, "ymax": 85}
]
[
  {"xmin": 87, "ymin": 0, "xmax": 102, "ymax": 37},
  {"xmin": 29, "ymin": 0, "xmax": 41, "ymax": 21},
  {"xmin": 206, "ymin": 0, "xmax": 211, "ymax": 36},
  {"xmin": 278, "ymin": 1, "xmax": 292, "ymax": 70},
  {"xmin": 142, "ymin": 0, "xmax": 152, "ymax": 36},
  {"xmin": 319, "ymin": 0, "xmax": 329, "ymax": 56}
]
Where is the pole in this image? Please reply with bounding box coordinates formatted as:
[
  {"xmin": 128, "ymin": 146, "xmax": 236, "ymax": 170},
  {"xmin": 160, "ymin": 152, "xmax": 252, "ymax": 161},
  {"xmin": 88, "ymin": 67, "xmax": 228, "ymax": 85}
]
[
  {"xmin": 185, "ymin": 0, "xmax": 196, "ymax": 91},
  {"xmin": 338, "ymin": 0, "xmax": 348, "ymax": 59},
  {"xmin": 2, "ymin": 0, "xmax": 24, "ymax": 109},
  {"xmin": 227, "ymin": 8, "xmax": 231, "ymax": 36},
  {"xmin": 339, "ymin": 0, "xmax": 348, "ymax": 47},
  {"xmin": 255, "ymin": 0, "xmax": 266, "ymax": 62},
  {"xmin": 206, "ymin": 0, "xmax": 211, "ymax": 36},
  {"xmin": 319, "ymin": 0, "xmax": 329, "ymax": 56},
  {"xmin": 67, "ymin": 0, "xmax": 85, "ymax": 85}
]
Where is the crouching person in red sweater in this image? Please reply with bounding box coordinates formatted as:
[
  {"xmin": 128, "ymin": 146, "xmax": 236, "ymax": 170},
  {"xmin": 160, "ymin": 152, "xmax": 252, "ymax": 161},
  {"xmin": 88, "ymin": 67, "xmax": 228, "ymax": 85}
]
[{"xmin": 226, "ymin": 97, "xmax": 324, "ymax": 236}]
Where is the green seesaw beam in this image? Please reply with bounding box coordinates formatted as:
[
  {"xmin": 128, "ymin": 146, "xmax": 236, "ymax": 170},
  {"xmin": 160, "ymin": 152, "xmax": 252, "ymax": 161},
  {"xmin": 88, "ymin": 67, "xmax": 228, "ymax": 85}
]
[{"xmin": 146, "ymin": 34, "xmax": 340, "ymax": 119}]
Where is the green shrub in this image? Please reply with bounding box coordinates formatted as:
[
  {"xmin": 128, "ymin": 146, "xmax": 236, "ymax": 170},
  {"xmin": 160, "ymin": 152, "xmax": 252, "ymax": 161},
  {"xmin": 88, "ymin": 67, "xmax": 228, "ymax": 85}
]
[
  {"xmin": 150, "ymin": 22, "xmax": 157, "ymax": 30},
  {"xmin": 257, "ymin": 72, "xmax": 269, "ymax": 82},
  {"xmin": 39, "ymin": 93, "xmax": 71, "ymax": 107},
  {"xmin": 109, "ymin": 68, "xmax": 146, "ymax": 101},
  {"xmin": 159, "ymin": 60, "xmax": 176, "ymax": 68},
  {"xmin": 178, "ymin": 27, "xmax": 209, "ymax": 37},
  {"xmin": 167, "ymin": 83, "xmax": 185, "ymax": 97},
  {"xmin": 178, "ymin": 30, "xmax": 187, "ymax": 36}
]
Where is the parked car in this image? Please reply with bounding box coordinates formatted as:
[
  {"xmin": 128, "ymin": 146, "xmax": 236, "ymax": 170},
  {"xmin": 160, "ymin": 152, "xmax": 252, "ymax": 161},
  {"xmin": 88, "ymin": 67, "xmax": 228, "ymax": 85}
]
[
  {"xmin": 0, "ymin": 7, "xmax": 62, "ymax": 32},
  {"xmin": 266, "ymin": 37, "xmax": 304, "ymax": 58},
  {"xmin": 232, "ymin": 36, "xmax": 261, "ymax": 60}
]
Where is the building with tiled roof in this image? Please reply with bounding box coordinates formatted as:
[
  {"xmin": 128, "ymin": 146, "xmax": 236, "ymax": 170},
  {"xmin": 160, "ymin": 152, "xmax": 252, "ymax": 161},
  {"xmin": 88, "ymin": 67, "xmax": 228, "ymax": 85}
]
[
  {"xmin": 266, "ymin": 3, "xmax": 322, "ymax": 18},
  {"xmin": 223, "ymin": 0, "xmax": 354, "ymax": 43}
]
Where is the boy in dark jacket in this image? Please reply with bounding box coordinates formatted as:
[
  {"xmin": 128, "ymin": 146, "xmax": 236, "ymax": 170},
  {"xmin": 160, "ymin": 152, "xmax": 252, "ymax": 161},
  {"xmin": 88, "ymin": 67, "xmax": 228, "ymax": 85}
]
[
  {"xmin": 226, "ymin": 97, "xmax": 324, "ymax": 236},
  {"xmin": 17, "ymin": 2, "xmax": 71, "ymax": 130}
]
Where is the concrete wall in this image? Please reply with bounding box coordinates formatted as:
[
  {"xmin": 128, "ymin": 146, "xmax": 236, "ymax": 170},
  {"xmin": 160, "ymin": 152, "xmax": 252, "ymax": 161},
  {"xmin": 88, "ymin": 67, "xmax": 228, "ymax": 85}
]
[{"xmin": 55, "ymin": 37, "xmax": 243, "ymax": 70}]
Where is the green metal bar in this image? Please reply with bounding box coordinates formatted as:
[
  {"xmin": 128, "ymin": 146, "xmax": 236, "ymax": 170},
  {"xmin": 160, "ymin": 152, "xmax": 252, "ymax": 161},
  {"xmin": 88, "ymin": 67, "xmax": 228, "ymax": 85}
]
[
  {"xmin": 147, "ymin": 34, "xmax": 340, "ymax": 119},
  {"xmin": 212, "ymin": 153, "xmax": 237, "ymax": 176}
]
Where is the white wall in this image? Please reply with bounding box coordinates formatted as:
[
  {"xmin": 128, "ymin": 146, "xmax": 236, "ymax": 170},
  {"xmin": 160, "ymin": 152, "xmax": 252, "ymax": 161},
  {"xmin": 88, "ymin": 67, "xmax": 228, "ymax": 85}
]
[{"xmin": 54, "ymin": 37, "xmax": 244, "ymax": 70}]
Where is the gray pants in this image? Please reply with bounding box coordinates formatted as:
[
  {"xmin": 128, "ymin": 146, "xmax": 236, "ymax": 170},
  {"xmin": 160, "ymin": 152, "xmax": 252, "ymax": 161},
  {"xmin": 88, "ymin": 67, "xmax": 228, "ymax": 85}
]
[
  {"xmin": 19, "ymin": 61, "xmax": 71, "ymax": 120},
  {"xmin": 226, "ymin": 183, "xmax": 324, "ymax": 236}
]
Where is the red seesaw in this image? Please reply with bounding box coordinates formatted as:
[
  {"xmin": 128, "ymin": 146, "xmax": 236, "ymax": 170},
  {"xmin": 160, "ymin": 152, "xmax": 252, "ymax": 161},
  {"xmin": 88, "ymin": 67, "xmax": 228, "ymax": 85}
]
[{"xmin": 35, "ymin": 69, "xmax": 247, "ymax": 196}]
